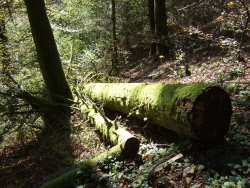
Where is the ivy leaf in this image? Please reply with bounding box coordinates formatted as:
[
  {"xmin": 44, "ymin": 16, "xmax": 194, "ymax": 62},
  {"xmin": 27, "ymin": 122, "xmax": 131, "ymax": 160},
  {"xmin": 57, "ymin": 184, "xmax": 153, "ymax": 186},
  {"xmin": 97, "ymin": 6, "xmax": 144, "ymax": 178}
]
[
  {"xmin": 223, "ymin": 182, "xmax": 235, "ymax": 187},
  {"xmin": 214, "ymin": 172, "xmax": 219, "ymax": 179},
  {"xmin": 229, "ymin": 176, "xmax": 237, "ymax": 182},
  {"xmin": 231, "ymin": 170, "xmax": 237, "ymax": 175},
  {"xmin": 237, "ymin": 181, "xmax": 246, "ymax": 186},
  {"xmin": 234, "ymin": 164, "xmax": 241, "ymax": 169},
  {"xmin": 181, "ymin": 177, "xmax": 188, "ymax": 186},
  {"xmin": 242, "ymin": 160, "xmax": 248, "ymax": 166},
  {"xmin": 197, "ymin": 165, "xmax": 205, "ymax": 170},
  {"xmin": 204, "ymin": 171, "xmax": 210, "ymax": 181}
]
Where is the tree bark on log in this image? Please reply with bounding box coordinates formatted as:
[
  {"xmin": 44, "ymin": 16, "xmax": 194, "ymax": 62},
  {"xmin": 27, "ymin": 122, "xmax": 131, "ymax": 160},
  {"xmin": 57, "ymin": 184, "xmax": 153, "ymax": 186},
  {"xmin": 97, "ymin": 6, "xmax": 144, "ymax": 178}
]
[
  {"xmin": 78, "ymin": 100, "xmax": 139, "ymax": 158},
  {"xmin": 83, "ymin": 83, "xmax": 232, "ymax": 142},
  {"xmin": 41, "ymin": 144, "xmax": 128, "ymax": 188},
  {"xmin": 41, "ymin": 98, "xmax": 140, "ymax": 188}
]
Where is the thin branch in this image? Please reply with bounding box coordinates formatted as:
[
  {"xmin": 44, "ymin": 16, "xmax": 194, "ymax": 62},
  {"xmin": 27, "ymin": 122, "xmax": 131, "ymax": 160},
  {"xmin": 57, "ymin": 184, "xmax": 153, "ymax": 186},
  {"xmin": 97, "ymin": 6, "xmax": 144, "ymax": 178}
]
[
  {"xmin": 1, "ymin": 109, "xmax": 36, "ymax": 117},
  {"xmin": 4, "ymin": 71, "xmax": 24, "ymax": 91},
  {"xmin": 28, "ymin": 91, "xmax": 74, "ymax": 104},
  {"xmin": 237, "ymin": 0, "xmax": 250, "ymax": 49},
  {"xmin": 17, "ymin": 91, "xmax": 71, "ymax": 110},
  {"xmin": 177, "ymin": 0, "xmax": 202, "ymax": 11},
  {"xmin": 0, "ymin": 90, "xmax": 12, "ymax": 96},
  {"xmin": 74, "ymin": 86, "xmax": 111, "ymax": 125}
]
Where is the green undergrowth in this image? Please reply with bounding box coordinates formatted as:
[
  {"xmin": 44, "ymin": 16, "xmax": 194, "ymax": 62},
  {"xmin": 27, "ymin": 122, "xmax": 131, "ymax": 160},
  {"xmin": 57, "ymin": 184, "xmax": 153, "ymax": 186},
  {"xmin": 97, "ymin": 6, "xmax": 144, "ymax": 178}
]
[
  {"xmin": 74, "ymin": 139, "xmax": 250, "ymax": 188},
  {"xmin": 75, "ymin": 134, "xmax": 250, "ymax": 187}
]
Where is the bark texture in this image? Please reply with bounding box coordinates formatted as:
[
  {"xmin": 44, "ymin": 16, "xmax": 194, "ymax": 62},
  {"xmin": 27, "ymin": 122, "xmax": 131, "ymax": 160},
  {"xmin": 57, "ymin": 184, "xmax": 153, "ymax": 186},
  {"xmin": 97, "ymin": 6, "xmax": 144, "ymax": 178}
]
[
  {"xmin": 154, "ymin": 0, "xmax": 170, "ymax": 57},
  {"xmin": 24, "ymin": 0, "xmax": 73, "ymax": 131},
  {"xmin": 83, "ymin": 83, "xmax": 232, "ymax": 142},
  {"xmin": 24, "ymin": 0, "xmax": 72, "ymax": 101},
  {"xmin": 0, "ymin": 3, "xmax": 11, "ymax": 73},
  {"xmin": 41, "ymin": 99, "xmax": 140, "ymax": 188},
  {"xmin": 79, "ymin": 101, "xmax": 139, "ymax": 158},
  {"xmin": 41, "ymin": 144, "xmax": 128, "ymax": 188},
  {"xmin": 111, "ymin": 0, "xmax": 119, "ymax": 75},
  {"xmin": 148, "ymin": 0, "xmax": 156, "ymax": 55}
]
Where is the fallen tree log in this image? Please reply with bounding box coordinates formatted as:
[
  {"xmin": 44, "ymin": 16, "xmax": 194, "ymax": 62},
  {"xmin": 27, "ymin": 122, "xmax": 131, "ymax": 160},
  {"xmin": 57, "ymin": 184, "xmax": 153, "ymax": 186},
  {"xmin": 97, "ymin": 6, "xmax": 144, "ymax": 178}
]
[
  {"xmin": 41, "ymin": 144, "xmax": 128, "ymax": 188},
  {"xmin": 78, "ymin": 99, "xmax": 139, "ymax": 158},
  {"xmin": 83, "ymin": 83, "xmax": 232, "ymax": 142},
  {"xmin": 41, "ymin": 94, "xmax": 140, "ymax": 188}
]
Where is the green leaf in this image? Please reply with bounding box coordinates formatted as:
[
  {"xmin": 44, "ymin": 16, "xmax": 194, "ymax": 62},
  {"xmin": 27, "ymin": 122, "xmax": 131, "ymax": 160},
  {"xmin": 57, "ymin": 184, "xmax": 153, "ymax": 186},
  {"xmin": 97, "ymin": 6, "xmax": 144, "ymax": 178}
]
[
  {"xmin": 243, "ymin": 168, "xmax": 250, "ymax": 174},
  {"xmin": 231, "ymin": 170, "xmax": 237, "ymax": 175},
  {"xmin": 241, "ymin": 178, "xmax": 250, "ymax": 183},
  {"xmin": 204, "ymin": 172, "xmax": 210, "ymax": 181},
  {"xmin": 229, "ymin": 176, "xmax": 237, "ymax": 182},
  {"xmin": 223, "ymin": 182, "xmax": 235, "ymax": 187},
  {"xmin": 237, "ymin": 181, "xmax": 246, "ymax": 186},
  {"xmin": 137, "ymin": 178, "xmax": 142, "ymax": 184},
  {"xmin": 242, "ymin": 160, "xmax": 248, "ymax": 166},
  {"xmin": 234, "ymin": 164, "xmax": 241, "ymax": 169},
  {"xmin": 214, "ymin": 172, "xmax": 219, "ymax": 179},
  {"xmin": 182, "ymin": 177, "xmax": 187, "ymax": 185},
  {"xmin": 197, "ymin": 165, "xmax": 205, "ymax": 170}
]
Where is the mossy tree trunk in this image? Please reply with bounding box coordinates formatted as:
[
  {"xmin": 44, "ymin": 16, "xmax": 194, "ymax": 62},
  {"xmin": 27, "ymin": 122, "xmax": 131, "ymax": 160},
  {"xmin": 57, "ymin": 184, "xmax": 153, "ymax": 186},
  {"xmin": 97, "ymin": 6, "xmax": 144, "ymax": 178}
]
[
  {"xmin": 83, "ymin": 83, "xmax": 232, "ymax": 143},
  {"xmin": 24, "ymin": 0, "xmax": 73, "ymax": 131}
]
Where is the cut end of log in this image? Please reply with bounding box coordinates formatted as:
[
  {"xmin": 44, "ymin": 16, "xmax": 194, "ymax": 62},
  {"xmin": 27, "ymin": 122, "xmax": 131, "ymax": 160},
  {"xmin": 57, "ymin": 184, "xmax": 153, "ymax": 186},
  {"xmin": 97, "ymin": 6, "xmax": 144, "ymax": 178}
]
[
  {"xmin": 189, "ymin": 86, "xmax": 232, "ymax": 142},
  {"xmin": 122, "ymin": 137, "xmax": 140, "ymax": 159}
]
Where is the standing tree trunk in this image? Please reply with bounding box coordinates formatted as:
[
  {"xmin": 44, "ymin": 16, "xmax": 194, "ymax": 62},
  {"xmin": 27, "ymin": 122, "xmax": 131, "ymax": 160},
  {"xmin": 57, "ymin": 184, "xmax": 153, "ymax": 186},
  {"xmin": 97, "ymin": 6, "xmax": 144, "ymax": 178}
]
[
  {"xmin": 111, "ymin": 0, "xmax": 119, "ymax": 76},
  {"xmin": 154, "ymin": 0, "xmax": 170, "ymax": 57},
  {"xmin": 123, "ymin": 1, "xmax": 131, "ymax": 50},
  {"xmin": 0, "ymin": 2, "xmax": 11, "ymax": 73},
  {"xmin": 148, "ymin": 0, "xmax": 156, "ymax": 56},
  {"xmin": 83, "ymin": 83, "xmax": 232, "ymax": 143},
  {"xmin": 24, "ymin": 0, "xmax": 73, "ymax": 131}
]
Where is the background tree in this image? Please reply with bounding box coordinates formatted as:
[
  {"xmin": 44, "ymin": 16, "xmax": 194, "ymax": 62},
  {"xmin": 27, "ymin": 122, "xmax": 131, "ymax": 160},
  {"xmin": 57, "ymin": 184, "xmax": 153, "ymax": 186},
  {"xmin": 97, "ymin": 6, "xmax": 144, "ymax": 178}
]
[
  {"xmin": 0, "ymin": 0, "xmax": 12, "ymax": 73},
  {"xmin": 147, "ymin": 0, "xmax": 170, "ymax": 58},
  {"xmin": 148, "ymin": 0, "xmax": 156, "ymax": 56},
  {"xmin": 24, "ymin": 0, "xmax": 73, "ymax": 132},
  {"xmin": 111, "ymin": 0, "xmax": 119, "ymax": 75},
  {"xmin": 154, "ymin": 0, "xmax": 170, "ymax": 58}
]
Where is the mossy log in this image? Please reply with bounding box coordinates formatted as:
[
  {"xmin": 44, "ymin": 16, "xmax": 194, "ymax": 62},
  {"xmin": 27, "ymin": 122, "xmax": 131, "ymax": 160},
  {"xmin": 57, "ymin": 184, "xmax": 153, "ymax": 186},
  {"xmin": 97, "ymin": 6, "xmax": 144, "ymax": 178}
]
[
  {"xmin": 41, "ymin": 100, "xmax": 140, "ymax": 188},
  {"xmin": 79, "ymin": 102, "xmax": 139, "ymax": 158},
  {"xmin": 41, "ymin": 144, "xmax": 127, "ymax": 188},
  {"xmin": 83, "ymin": 83, "xmax": 232, "ymax": 142}
]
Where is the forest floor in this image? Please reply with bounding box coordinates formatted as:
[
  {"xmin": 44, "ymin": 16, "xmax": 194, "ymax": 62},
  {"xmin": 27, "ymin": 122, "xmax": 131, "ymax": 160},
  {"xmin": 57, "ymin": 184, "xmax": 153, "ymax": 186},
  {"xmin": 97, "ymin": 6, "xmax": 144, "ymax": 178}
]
[{"xmin": 0, "ymin": 47, "xmax": 250, "ymax": 188}]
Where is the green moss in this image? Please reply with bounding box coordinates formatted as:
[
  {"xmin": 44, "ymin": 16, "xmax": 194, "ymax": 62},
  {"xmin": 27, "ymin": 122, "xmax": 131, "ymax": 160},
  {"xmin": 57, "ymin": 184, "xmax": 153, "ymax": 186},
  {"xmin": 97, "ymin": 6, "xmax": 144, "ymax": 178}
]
[
  {"xmin": 41, "ymin": 145, "xmax": 125, "ymax": 188},
  {"xmin": 226, "ymin": 83, "xmax": 244, "ymax": 93},
  {"xmin": 41, "ymin": 161, "xmax": 94, "ymax": 188},
  {"xmin": 83, "ymin": 83, "xmax": 220, "ymax": 140}
]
